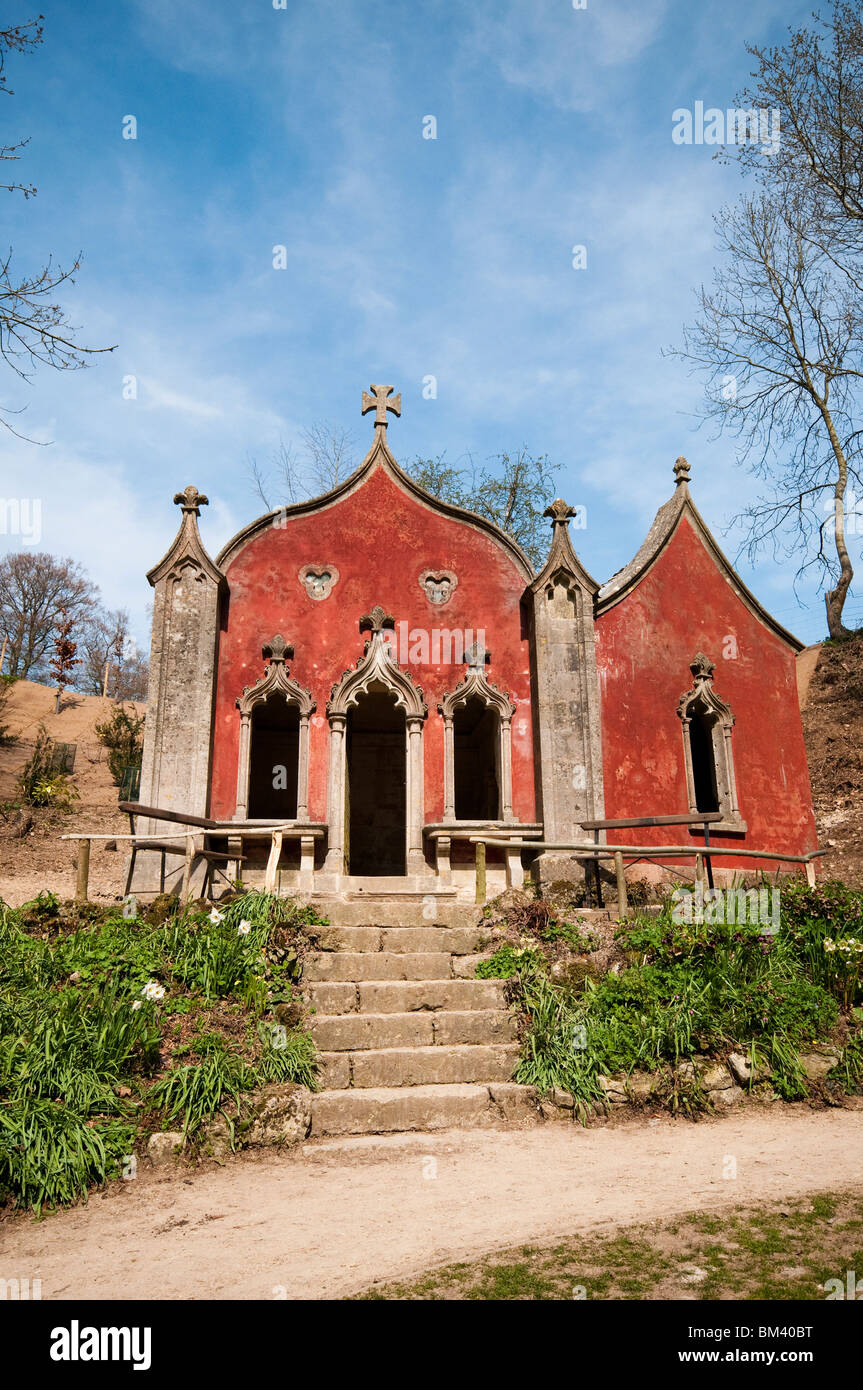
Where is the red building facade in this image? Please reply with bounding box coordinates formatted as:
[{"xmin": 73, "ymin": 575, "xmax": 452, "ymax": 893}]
[{"xmin": 136, "ymin": 389, "xmax": 817, "ymax": 898}]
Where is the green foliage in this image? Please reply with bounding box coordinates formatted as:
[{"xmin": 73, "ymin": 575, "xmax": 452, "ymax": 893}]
[
  {"xmin": 17, "ymin": 724, "xmax": 79, "ymax": 808},
  {"xmin": 407, "ymin": 448, "xmax": 562, "ymax": 567},
  {"xmin": 0, "ymin": 890, "xmax": 323, "ymax": 1212},
  {"xmin": 512, "ymin": 886, "xmax": 854, "ymax": 1117},
  {"xmin": 94, "ymin": 704, "xmax": 145, "ymax": 786},
  {"xmin": 475, "ymin": 944, "xmax": 545, "ymax": 979},
  {"xmin": 148, "ymin": 1038, "xmax": 249, "ymax": 1140}
]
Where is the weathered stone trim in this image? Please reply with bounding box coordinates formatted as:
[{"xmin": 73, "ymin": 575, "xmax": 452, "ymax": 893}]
[
  {"xmin": 438, "ymin": 644, "xmax": 516, "ymax": 823},
  {"xmin": 234, "ymin": 635, "xmax": 316, "ymax": 821},
  {"xmin": 325, "ymin": 607, "xmax": 428, "ymax": 875},
  {"xmin": 677, "ymin": 652, "xmax": 746, "ymax": 833}
]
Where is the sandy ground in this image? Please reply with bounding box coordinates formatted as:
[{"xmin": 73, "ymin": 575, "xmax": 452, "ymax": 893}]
[
  {"xmin": 0, "ymin": 680, "xmax": 143, "ymax": 906},
  {"xmin": 2, "ymin": 1106, "xmax": 861, "ymax": 1301}
]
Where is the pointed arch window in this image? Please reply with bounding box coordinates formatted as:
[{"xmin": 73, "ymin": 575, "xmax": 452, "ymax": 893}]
[
  {"xmin": 677, "ymin": 653, "xmax": 746, "ymax": 833},
  {"xmin": 439, "ymin": 643, "xmax": 517, "ymax": 823},
  {"xmin": 235, "ymin": 636, "xmax": 315, "ymax": 821}
]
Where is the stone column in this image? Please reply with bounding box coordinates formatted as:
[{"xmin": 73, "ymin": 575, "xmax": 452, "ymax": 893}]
[
  {"xmin": 235, "ymin": 712, "xmax": 252, "ymax": 819},
  {"xmin": 133, "ymin": 486, "xmax": 226, "ymax": 894},
  {"xmin": 529, "ymin": 500, "xmax": 605, "ymax": 887},
  {"xmin": 297, "ymin": 713, "xmax": 311, "ymax": 821},
  {"xmin": 324, "ymin": 714, "xmax": 347, "ymax": 874},
  {"xmin": 406, "ymin": 715, "xmax": 426, "ymax": 874}
]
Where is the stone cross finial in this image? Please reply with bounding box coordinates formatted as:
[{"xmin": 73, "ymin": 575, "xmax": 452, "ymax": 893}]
[
  {"xmin": 465, "ymin": 640, "xmax": 490, "ymax": 672},
  {"xmin": 360, "ymin": 605, "xmax": 395, "ymax": 634},
  {"xmin": 262, "ymin": 634, "xmax": 294, "ymax": 665},
  {"xmin": 544, "ymin": 499, "xmax": 576, "ymax": 527},
  {"xmin": 173, "ymin": 485, "xmax": 209, "ymax": 514},
  {"xmin": 673, "ymin": 457, "xmax": 691, "ymax": 487},
  {"xmin": 361, "ymin": 384, "xmax": 401, "ymax": 429}
]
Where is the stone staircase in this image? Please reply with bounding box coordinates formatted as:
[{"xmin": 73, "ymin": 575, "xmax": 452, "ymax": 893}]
[{"xmin": 303, "ymin": 915, "xmax": 539, "ymax": 1137}]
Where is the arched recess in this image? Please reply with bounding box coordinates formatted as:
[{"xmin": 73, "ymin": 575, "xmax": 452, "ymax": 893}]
[
  {"xmin": 676, "ymin": 652, "xmax": 745, "ymax": 832},
  {"xmin": 325, "ymin": 606, "xmax": 428, "ymax": 875},
  {"xmin": 235, "ymin": 635, "xmax": 315, "ymax": 820},
  {"xmin": 439, "ymin": 643, "xmax": 517, "ymax": 823}
]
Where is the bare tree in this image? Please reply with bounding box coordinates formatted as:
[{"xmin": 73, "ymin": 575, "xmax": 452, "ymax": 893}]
[
  {"xmin": 727, "ymin": 2, "xmax": 863, "ymax": 280},
  {"xmin": 0, "ymin": 552, "xmax": 97, "ymax": 678},
  {"xmin": 408, "ymin": 448, "xmax": 562, "ymax": 568},
  {"xmin": 299, "ymin": 421, "xmax": 356, "ymax": 493},
  {"xmin": 245, "ymin": 440, "xmax": 304, "ymax": 510},
  {"xmin": 79, "ymin": 607, "xmax": 149, "ymax": 700},
  {"xmin": 0, "ymin": 16, "xmax": 114, "ymax": 434},
  {"xmin": 0, "ymin": 15, "xmax": 42, "ymax": 197},
  {"xmin": 669, "ymin": 192, "xmax": 863, "ymax": 638},
  {"xmin": 245, "ymin": 423, "xmax": 357, "ymax": 510}
]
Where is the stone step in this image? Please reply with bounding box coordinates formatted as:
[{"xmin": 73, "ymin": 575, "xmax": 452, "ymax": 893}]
[
  {"xmin": 304, "ymin": 951, "xmax": 452, "ymax": 983},
  {"xmin": 310, "ymin": 1009, "xmax": 518, "ymax": 1052},
  {"xmin": 319, "ymin": 1043, "xmax": 519, "ymax": 1090},
  {"xmin": 306, "ymin": 895, "xmax": 473, "ymax": 928},
  {"xmin": 311, "ymin": 925, "xmax": 488, "ymax": 955},
  {"xmin": 309, "ymin": 1082, "xmax": 539, "ymax": 1137},
  {"xmin": 307, "ymin": 978, "xmax": 507, "ymax": 1015}
]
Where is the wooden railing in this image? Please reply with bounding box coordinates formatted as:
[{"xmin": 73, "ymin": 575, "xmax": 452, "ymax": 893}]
[
  {"xmin": 469, "ymin": 821, "xmax": 825, "ymax": 911},
  {"xmin": 62, "ymin": 802, "xmax": 326, "ymax": 904}
]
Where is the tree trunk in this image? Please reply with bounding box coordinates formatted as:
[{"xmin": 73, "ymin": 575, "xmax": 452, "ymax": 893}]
[{"xmin": 819, "ymin": 405, "xmax": 855, "ymax": 639}]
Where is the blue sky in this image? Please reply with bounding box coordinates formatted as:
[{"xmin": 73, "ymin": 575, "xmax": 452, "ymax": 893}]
[{"xmin": 1, "ymin": 0, "xmax": 852, "ymax": 649}]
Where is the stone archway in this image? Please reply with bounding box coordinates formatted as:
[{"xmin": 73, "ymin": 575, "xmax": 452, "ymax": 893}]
[
  {"xmin": 325, "ymin": 606, "xmax": 427, "ymax": 876},
  {"xmin": 234, "ymin": 635, "xmax": 315, "ymax": 820}
]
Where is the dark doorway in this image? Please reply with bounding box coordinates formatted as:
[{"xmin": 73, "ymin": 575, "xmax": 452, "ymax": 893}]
[
  {"xmin": 248, "ymin": 695, "xmax": 299, "ymax": 819},
  {"xmin": 347, "ymin": 688, "xmax": 406, "ymax": 875},
  {"xmin": 688, "ymin": 712, "xmax": 719, "ymax": 814},
  {"xmin": 454, "ymin": 696, "xmax": 500, "ymax": 819}
]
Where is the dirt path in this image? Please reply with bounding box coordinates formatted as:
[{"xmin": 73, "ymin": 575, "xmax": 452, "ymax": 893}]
[{"xmin": 3, "ymin": 1107, "xmax": 862, "ymax": 1300}]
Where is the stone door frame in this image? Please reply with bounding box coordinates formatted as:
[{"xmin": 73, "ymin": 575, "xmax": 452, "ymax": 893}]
[{"xmin": 325, "ymin": 607, "xmax": 428, "ymax": 875}]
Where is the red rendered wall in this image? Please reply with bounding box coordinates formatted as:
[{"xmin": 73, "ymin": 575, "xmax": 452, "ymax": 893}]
[
  {"xmin": 209, "ymin": 465, "xmax": 536, "ymax": 826},
  {"xmin": 594, "ymin": 515, "xmax": 817, "ymax": 869}
]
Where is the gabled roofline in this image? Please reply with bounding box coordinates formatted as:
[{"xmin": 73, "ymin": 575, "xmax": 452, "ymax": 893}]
[
  {"xmin": 596, "ymin": 475, "xmax": 803, "ymax": 652},
  {"xmin": 216, "ymin": 430, "xmax": 536, "ymax": 581}
]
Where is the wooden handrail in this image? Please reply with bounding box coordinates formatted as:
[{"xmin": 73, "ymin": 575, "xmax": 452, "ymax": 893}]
[
  {"xmin": 579, "ymin": 813, "xmax": 723, "ymax": 830},
  {"xmin": 469, "ymin": 836, "xmax": 826, "ymax": 909},
  {"xmin": 118, "ymin": 801, "xmax": 217, "ymax": 828}
]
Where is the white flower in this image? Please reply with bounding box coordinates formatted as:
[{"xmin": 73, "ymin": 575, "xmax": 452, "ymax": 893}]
[
  {"xmin": 142, "ymin": 979, "xmax": 166, "ymax": 1002},
  {"xmin": 209, "ymin": 909, "xmax": 224, "ymax": 924},
  {"xmin": 237, "ymin": 919, "xmax": 251, "ymax": 936},
  {"xmin": 131, "ymin": 1000, "xmax": 142, "ymax": 1011}
]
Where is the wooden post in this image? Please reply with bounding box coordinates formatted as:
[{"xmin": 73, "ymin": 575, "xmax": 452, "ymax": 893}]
[
  {"xmin": 265, "ymin": 829, "xmax": 284, "ymax": 893},
  {"xmin": 805, "ymin": 858, "xmax": 816, "ymax": 888},
  {"xmin": 613, "ymin": 850, "xmax": 628, "ymax": 918},
  {"xmin": 475, "ymin": 840, "xmax": 487, "ymax": 904},
  {"xmin": 180, "ymin": 834, "xmax": 194, "ymax": 904},
  {"xmin": 75, "ymin": 839, "xmax": 91, "ymax": 903},
  {"xmin": 695, "ymin": 851, "xmax": 704, "ymax": 887}
]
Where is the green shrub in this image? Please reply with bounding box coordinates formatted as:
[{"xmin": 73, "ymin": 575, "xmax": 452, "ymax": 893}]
[
  {"xmin": 94, "ymin": 704, "xmax": 145, "ymax": 787},
  {"xmin": 475, "ymin": 944, "xmax": 546, "ymax": 979},
  {"xmin": 17, "ymin": 726, "xmax": 79, "ymax": 808}
]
